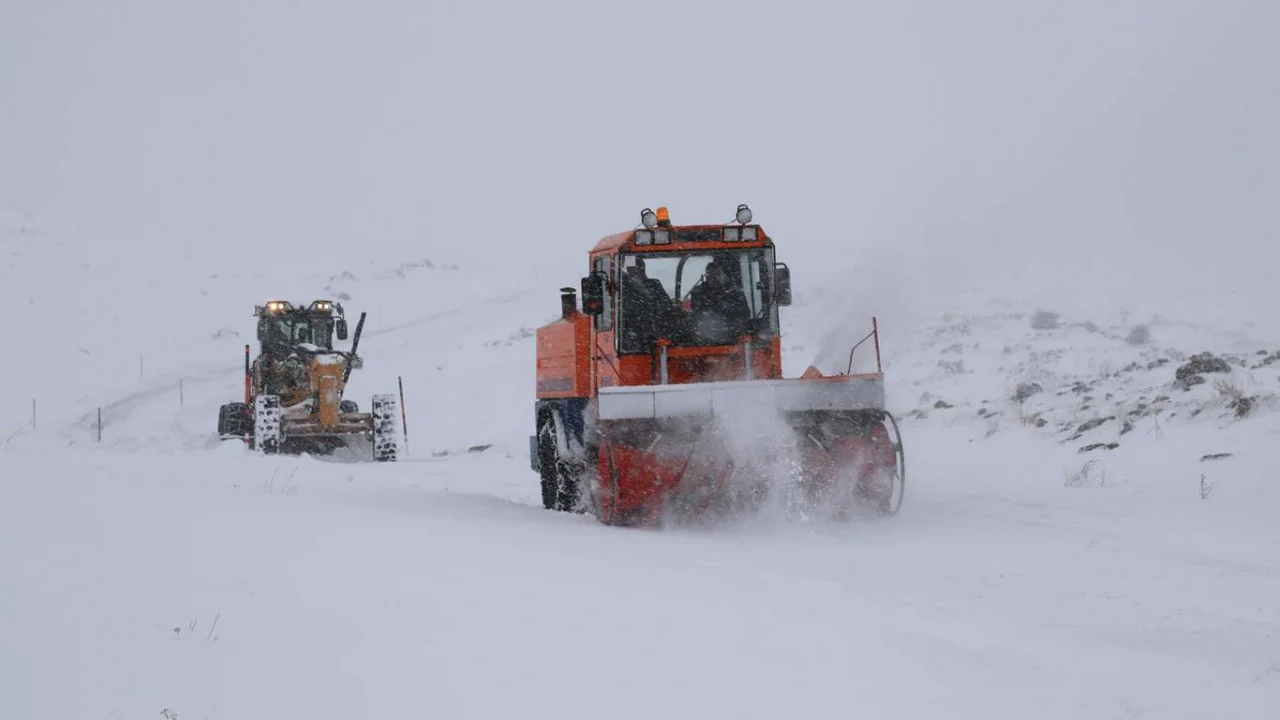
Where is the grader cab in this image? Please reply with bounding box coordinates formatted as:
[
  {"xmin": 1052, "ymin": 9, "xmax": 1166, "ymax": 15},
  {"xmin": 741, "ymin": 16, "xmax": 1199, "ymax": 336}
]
[
  {"xmin": 217, "ymin": 299, "xmax": 402, "ymax": 461},
  {"xmin": 531, "ymin": 205, "xmax": 904, "ymax": 527}
]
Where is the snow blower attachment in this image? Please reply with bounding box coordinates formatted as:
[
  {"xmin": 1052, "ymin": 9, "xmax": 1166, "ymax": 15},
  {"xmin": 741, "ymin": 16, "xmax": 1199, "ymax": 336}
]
[
  {"xmin": 530, "ymin": 205, "xmax": 905, "ymax": 527},
  {"xmin": 217, "ymin": 300, "xmax": 402, "ymax": 461}
]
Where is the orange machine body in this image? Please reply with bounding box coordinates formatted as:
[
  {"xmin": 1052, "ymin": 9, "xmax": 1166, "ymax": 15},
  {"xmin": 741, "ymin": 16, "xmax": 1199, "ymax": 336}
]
[{"xmin": 535, "ymin": 222, "xmax": 785, "ymax": 401}]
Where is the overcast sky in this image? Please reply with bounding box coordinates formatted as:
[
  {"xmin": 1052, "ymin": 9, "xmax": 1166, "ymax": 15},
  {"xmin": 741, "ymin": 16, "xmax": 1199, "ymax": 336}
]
[{"xmin": 3, "ymin": 1, "xmax": 1277, "ymax": 329}]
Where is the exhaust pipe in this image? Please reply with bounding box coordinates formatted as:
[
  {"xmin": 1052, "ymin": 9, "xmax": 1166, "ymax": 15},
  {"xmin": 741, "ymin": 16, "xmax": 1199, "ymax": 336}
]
[{"xmin": 560, "ymin": 287, "xmax": 577, "ymax": 318}]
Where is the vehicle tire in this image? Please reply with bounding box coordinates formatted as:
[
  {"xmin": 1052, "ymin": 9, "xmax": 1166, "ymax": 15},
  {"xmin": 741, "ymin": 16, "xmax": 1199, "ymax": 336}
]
[
  {"xmin": 370, "ymin": 394, "xmax": 401, "ymax": 462},
  {"xmin": 218, "ymin": 402, "xmax": 251, "ymax": 437},
  {"xmin": 253, "ymin": 394, "xmax": 282, "ymax": 454},
  {"xmin": 537, "ymin": 412, "xmax": 581, "ymax": 512}
]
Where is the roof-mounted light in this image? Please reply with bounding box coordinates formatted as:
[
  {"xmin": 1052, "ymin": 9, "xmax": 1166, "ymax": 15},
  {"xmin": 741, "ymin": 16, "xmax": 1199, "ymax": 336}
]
[
  {"xmin": 656, "ymin": 206, "xmax": 671, "ymax": 227},
  {"xmin": 634, "ymin": 228, "xmax": 671, "ymax": 246},
  {"xmin": 640, "ymin": 208, "xmax": 657, "ymax": 229},
  {"xmin": 735, "ymin": 204, "xmax": 752, "ymax": 224},
  {"xmin": 309, "ymin": 300, "xmax": 333, "ymax": 313}
]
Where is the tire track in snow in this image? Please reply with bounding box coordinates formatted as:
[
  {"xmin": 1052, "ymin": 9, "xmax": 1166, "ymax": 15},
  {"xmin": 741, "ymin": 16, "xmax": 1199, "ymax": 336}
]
[{"xmin": 59, "ymin": 289, "xmax": 536, "ymax": 440}]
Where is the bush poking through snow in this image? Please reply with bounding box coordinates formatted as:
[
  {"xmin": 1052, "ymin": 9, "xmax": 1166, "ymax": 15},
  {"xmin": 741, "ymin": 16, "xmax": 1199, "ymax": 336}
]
[
  {"xmin": 1213, "ymin": 378, "xmax": 1255, "ymax": 418},
  {"xmin": 1030, "ymin": 310, "xmax": 1060, "ymax": 330},
  {"xmin": 1064, "ymin": 459, "xmax": 1107, "ymax": 488},
  {"xmin": 1199, "ymin": 474, "xmax": 1214, "ymax": 500},
  {"xmin": 1125, "ymin": 324, "xmax": 1151, "ymax": 345}
]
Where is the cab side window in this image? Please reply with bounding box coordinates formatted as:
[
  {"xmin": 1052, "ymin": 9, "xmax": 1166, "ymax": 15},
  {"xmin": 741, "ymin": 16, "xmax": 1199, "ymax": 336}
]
[{"xmin": 594, "ymin": 256, "xmax": 613, "ymax": 332}]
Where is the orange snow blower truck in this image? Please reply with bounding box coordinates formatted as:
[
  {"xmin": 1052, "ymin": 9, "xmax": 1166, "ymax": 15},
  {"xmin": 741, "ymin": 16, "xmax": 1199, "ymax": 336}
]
[{"xmin": 530, "ymin": 205, "xmax": 905, "ymax": 527}]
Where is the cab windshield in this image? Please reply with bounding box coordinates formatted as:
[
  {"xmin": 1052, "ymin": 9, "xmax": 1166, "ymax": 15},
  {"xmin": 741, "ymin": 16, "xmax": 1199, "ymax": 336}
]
[
  {"xmin": 617, "ymin": 247, "xmax": 779, "ymax": 354},
  {"xmin": 264, "ymin": 316, "xmax": 333, "ymax": 354}
]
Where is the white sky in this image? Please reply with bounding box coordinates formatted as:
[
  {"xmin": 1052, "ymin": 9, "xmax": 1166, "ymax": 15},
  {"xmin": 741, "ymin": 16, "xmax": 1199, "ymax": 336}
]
[{"xmin": 3, "ymin": 1, "xmax": 1277, "ymax": 329}]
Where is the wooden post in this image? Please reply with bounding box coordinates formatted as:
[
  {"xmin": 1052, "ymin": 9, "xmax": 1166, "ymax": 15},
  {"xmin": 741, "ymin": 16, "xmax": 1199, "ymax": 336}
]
[
  {"xmin": 398, "ymin": 375, "xmax": 409, "ymax": 455},
  {"xmin": 97, "ymin": 407, "xmax": 102, "ymax": 442}
]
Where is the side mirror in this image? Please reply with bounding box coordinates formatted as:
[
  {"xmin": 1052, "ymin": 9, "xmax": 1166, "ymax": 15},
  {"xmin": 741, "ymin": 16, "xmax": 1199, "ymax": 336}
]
[
  {"xmin": 580, "ymin": 273, "xmax": 605, "ymax": 316},
  {"xmin": 774, "ymin": 263, "xmax": 792, "ymax": 306},
  {"xmin": 336, "ymin": 318, "xmax": 349, "ymax": 340}
]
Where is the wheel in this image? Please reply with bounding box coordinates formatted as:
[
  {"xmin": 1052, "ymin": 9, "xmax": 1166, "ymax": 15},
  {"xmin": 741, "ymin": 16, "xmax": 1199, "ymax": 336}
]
[
  {"xmin": 370, "ymin": 394, "xmax": 401, "ymax": 462},
  {"xmin": 875, "ymin": 411, "xmax": 907, "ymax": 517},
  {"xmin": 537, "ymin": 412, "xmax": 582, "ymax": 512},
  {"xmin": 794, "ymin": 410, "xmax": 905, "ymax": 520},
  {"xmin": 253, "ymin": 394, "xmax": 282, "ymax": 454},
  {"xmin": 217, "ymin": 402, "xmax": 251, "ymax": 437},
  {"xmin": 340, "ymin": 399, "xmax": 359, "ymax": 414},
  {"xmin": 848, "ymin": 412, "xmax": 906, "ymax": 518}
]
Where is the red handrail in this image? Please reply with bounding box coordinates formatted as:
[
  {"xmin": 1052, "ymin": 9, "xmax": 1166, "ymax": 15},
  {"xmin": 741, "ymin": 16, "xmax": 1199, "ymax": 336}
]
[{"xmin": 846, "ymin": 316, "xmax": 883, "ymax": 375}]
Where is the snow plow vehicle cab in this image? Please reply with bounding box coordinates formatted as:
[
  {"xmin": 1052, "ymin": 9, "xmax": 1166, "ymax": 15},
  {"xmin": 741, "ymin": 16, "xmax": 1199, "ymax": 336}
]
[
  {"xmin": 217, "ymin": 299, "xmax": 402, "ymax": 461},
  {"xmin": 531, "ymin": 205, "xmax": 905, "ymax": 527}
]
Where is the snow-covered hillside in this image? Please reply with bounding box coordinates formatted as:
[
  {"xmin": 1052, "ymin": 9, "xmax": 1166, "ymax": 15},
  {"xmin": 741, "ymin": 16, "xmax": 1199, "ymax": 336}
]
[{"xmin": 5, "ymin": 2, "xmax": 1280, "ymax": 719}]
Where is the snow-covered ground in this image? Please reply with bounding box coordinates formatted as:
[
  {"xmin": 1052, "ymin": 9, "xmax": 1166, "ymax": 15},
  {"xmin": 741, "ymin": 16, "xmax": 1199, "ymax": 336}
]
[
  {"xmin": 4, "ymin": 206, "xmax": 1279, "ymax": 719},
  {"xmin": 5, "ymin": 2, "xmax": 1280, "ymax": 719}
]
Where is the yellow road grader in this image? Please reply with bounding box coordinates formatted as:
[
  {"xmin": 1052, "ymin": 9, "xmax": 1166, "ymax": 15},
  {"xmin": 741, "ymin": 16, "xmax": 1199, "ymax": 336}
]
[{"xmin": 217, "ymin": 300, "xmax": 402, "ymax": 461}]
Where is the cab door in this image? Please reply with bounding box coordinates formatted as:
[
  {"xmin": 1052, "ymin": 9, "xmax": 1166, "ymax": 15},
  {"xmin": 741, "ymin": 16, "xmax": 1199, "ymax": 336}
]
[{"xmin": 588, "ymin": 254, "xmax": 621, "ymax": 392}]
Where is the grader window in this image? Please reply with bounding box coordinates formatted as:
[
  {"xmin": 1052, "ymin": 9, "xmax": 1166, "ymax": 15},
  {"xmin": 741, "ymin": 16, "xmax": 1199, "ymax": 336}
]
[{"xmin": 264, "ymin": 316, "xmax": 334, "ymax": 354}]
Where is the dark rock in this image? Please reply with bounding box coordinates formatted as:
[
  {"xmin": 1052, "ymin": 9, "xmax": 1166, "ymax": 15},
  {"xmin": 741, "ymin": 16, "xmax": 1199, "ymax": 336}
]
[
  {"xmin": 1013, "ymin": 382, "xmax": 1044, "ymax": 402},
  {"xmin": 1176, "ymin": 352, "xmax": 1231, "ymax": 381},
  {"xmin": 1200, "ymin": 452, "xmax": 1233, "ymax": 461},
  {"xmin": 1177, "ymin": 374, "xmax": 1206, "ymax": 391},
  {"xmin": 1077, "ymin": 418, "xmax": 1111, "ymax": 433},
  {"xmin": 1035, "ymin": 417, "xmax": 1049, "ymax": 428},
  {"xmin": 933, "ymin": 400, "xmax": 953, "ymax": 409},
  {"xmin": 1254, "ymin": 353, "xmax": 1280, "ymax": 369},
  {"xmin": 1120, "ymin": 421, "xmax": 1134, "ymax": 436},
  {"xmin": 1079, "ymin": 442, "xmax": 1120, "ymax": 453}
]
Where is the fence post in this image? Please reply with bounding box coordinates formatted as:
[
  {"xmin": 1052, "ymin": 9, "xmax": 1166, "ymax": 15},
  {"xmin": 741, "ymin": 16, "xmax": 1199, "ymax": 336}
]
[
  {"xmin": 398, "ymin": 375, "xmax": 409, "ymax": 456},
  {"xmin": 97, "ymin": 407, "xmax": 102, "ymax": 442}
]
